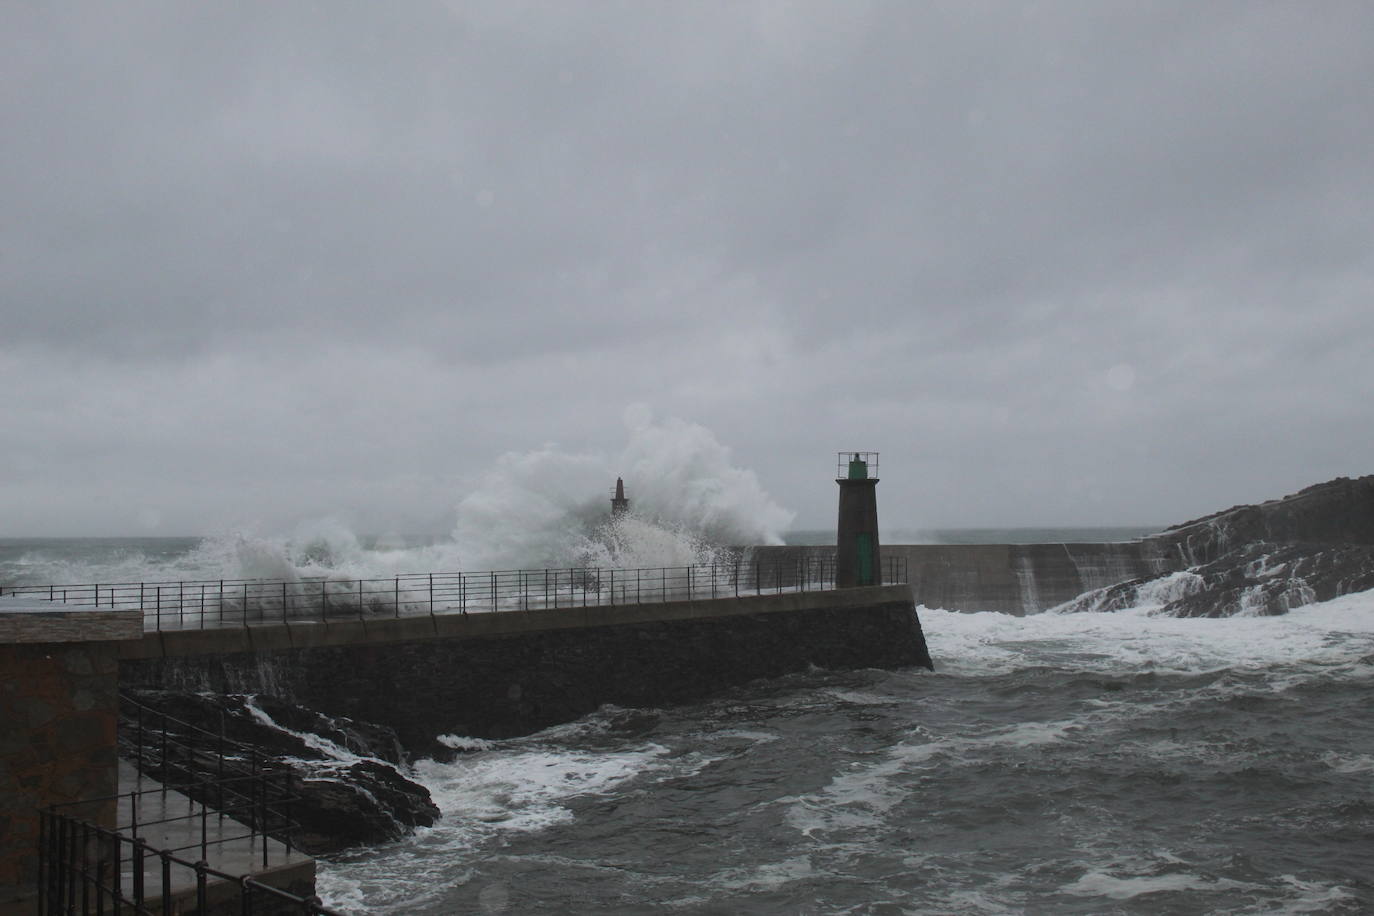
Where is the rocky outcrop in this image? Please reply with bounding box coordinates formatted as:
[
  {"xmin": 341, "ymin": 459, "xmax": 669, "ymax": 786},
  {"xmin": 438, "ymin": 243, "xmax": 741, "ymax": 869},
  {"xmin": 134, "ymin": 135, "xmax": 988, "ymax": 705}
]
[
  {"xmin": 1058, "ymin": 476, "xmax": 1374, "ymax": 617},
  {"xmin": 120, "ymin": 689, "xmax": 439, "ymax": 855},
  {"xmin": 1154, "ymin": 475, "xmax": 1374, "ymax": 566}
]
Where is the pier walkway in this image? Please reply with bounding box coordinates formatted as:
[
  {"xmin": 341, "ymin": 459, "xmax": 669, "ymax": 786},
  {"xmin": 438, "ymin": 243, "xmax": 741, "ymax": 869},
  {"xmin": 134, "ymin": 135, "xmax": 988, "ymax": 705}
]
[{"xmin": 114, "ymin": 760, "xmax": 312, "ymax": 901}]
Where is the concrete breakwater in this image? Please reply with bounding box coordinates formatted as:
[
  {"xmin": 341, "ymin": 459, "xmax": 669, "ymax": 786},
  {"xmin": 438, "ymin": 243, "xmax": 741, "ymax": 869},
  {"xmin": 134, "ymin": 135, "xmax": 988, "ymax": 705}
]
[
  {"xmin": 120, "ymin": 586, "xmax": 930, "ymax": 756},
  {"xmin": 753, "ymin": 543, "xmax": 1179, "ymax": 615}
]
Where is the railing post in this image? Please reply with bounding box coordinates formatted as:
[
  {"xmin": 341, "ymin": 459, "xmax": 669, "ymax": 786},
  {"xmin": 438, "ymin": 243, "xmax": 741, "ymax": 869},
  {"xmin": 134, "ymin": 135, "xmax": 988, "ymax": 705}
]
[
  {"xmin": 160, "ymin": 851, "xmax": 173, "ymax": 916},
  {"xmin": 218, "ymin": 712, "xmax": 226, "ymax": 817},
  {"xmin": 283, "ymin": 581, "xmax": 290, "ymax": 623},
  {"xmin": 53, "ymin": 809, "xmax": 65, "ymax": 911},
  {"xmin": 96, "ymin": 853, "xmax": 107, "ymax": 915},
  {"xmin": 136, "ymin": 702, "xmax": 144, "ymax": 778},
  {"xmin": 65, "ymin": 813, "xmax": 76, "ymax": 912},
  {"xmin": 609, "ymin": 569, "xmax": 614, "ymax": 606},
  {"xmin": 80, "ymin": 821, "xmax": 90, "ymax": 915},
  {"xmin": 429, "ymin": 573, "xmax": 434, "ymax": 616},
  {"xmin": 395, "ymin": 576, "xmax": 400, "ymax": 618},
  {"xmin": 133, "ymin": 839, "xmax": 145, "ymax": 905},
  {"xmin": 196, "ymin": 860, "xmax": 209, "ymax": 914},
  {"xmin": 284, "ymin": 773, "xmax": 296, "ymax": 856},
  {"xmin": 36, "ymin": 809, "xmax": 46, "ymax": 913}
]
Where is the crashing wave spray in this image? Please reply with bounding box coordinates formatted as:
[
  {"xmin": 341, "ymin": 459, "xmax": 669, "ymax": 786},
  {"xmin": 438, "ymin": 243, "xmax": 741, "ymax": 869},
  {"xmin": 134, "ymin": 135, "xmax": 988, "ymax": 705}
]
[
  {"xmin": 3, "ymin": 411, "xmax": 794, "ymax": 586},
  {"xmin": 450, "ymin": 408, "xmax": 794, "ymax": 571}
]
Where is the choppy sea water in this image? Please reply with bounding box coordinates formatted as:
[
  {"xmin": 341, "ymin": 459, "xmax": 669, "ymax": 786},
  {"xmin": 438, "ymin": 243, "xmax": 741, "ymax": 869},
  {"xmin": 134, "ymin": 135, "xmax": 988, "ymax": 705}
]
[{"xmin": 317, "ymin": 598, "xmax": 1374, "ymax": 915}]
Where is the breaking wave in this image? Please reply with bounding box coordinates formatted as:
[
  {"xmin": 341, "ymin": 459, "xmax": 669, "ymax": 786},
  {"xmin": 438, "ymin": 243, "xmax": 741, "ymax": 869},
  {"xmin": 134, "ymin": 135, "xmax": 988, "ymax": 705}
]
[{"xmin": 0, "ymin": 410, "xmax": 793, "ymax": 586}]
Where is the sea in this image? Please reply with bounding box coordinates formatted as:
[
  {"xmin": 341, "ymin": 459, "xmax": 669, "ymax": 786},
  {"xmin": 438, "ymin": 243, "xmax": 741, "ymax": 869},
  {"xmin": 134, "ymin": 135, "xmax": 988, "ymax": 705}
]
[{"xmin": 3, "ymin": 527, "xmax": 1370, "ymax": 915}]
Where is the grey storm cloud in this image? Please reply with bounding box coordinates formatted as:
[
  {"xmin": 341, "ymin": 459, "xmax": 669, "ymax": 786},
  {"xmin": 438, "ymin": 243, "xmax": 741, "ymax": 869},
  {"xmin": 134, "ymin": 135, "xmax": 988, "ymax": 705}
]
[{"xmin": 2, "ymin": 1, "xmax": 1373, "ymax": 535}]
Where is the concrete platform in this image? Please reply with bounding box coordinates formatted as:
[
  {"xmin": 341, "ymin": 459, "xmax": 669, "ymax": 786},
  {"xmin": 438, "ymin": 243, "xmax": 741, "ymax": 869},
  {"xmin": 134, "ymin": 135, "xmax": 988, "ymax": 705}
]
[{"xmin": 116, "ymin": 761, "xmax": 315, "ymax": 904}]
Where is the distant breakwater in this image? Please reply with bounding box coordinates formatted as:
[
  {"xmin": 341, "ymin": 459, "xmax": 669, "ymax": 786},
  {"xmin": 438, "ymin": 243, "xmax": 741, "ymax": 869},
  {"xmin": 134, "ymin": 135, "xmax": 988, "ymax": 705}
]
[
  {"xmin": 753, "ymin": 542, "xmax": 1181, "ymax": 615},
  {"xmin": 760, "ymin": 476, "xmax": 1374, "ymax": 616}
]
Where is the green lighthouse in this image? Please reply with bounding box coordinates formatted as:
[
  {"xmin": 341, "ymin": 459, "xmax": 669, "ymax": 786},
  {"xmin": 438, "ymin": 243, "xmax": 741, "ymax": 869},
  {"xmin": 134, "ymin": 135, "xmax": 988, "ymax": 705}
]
[{"xmin": 835, "ymin": 452, "xmax": 881, "ymax": 587}]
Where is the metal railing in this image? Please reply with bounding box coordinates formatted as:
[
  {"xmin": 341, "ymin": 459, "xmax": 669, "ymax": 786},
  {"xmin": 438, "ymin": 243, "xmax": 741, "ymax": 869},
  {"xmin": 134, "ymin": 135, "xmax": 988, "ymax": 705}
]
[
  {"xmin": 1, "ymin": 556, "xmax": 908, "ymax": 632},
  {"xmin": 38, "ymin": 694, "xmax": 340, "ymax": 914},
  {"xmin": 38, "ymin": 813, "xmax": 336, "ymax": 915}
]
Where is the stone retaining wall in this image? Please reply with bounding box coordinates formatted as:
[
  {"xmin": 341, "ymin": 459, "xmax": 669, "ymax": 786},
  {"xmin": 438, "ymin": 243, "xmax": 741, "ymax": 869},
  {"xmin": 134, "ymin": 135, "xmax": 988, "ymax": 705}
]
[
  {"xmin": 0, "ymin": 603, "xmax": 141, "ymax": 904},
  {"xmin": 121, "ymin": 586, "xmax": 929, "ymax": 755}
]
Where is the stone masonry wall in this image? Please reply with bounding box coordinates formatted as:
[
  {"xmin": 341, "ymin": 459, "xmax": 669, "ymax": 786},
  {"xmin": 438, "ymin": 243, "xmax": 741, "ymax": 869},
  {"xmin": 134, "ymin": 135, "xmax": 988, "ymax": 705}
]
[
  {"xmin": 0, "ymin": 641, "xmax": 121, "ymax": 889},
  {"xmin": 122, "ymin": 598, "xmax": 930, "ymax": 757}
]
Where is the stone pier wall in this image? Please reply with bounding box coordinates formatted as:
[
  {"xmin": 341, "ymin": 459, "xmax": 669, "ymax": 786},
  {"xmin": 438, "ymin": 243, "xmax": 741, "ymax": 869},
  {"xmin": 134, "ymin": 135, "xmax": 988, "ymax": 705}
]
[{"xmin": 120, "ymin": 586, "xmax": 929, "ymax": 755}]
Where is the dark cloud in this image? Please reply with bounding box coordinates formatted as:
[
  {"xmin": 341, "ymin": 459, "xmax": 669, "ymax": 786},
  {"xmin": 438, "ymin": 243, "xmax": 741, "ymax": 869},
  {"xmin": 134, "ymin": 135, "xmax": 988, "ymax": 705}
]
[{"xmin": 3, "ymin": 1, "xmax": 1372, "ymax": 535}]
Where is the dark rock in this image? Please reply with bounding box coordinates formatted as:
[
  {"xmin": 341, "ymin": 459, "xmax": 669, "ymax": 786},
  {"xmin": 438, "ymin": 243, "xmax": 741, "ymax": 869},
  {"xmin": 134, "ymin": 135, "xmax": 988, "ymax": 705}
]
[
  {"xmin": 292, "ymin": 761, "xmax": 440, "ymax": 854},
  {"xmin": 1158, "ymin": 475, "xmax": 1374, "ymax": 566},
  {"xmin": 120, "ymin": 689, "xmax": 438, "ymax": 855},
  {"xmin": 1060, "ymin": 476, "xmax": 1374, "ymax": 617}
]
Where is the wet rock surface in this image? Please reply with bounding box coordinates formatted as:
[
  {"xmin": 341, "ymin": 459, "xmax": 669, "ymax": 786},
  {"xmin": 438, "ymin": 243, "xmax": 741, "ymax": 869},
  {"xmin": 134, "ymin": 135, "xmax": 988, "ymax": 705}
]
[
  {"xmin": 1060, "ymin": 476, "xmax": 1374, "ymax": 617},
  {"xmin": 120, "ymin": 689, "xmax": 438, "ymax": 855}
]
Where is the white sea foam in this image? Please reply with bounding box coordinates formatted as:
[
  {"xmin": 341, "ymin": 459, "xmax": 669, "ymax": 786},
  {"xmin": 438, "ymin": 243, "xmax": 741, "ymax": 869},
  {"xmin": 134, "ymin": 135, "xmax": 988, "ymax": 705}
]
[
  {"xmin": 787, "ymin": 590, "xmax": 1374, "ymax": 845},
  {"xmin": 923, "ymin": 587, "xmax": 1374, "ymax": 678},
  {"xmin": 1319, "ymin": 751, "xmax": 1374, "ymax": 774},
  {"xmin": 410, "ymin": 742, "xmax": 675, "ymax": 838},
  {"xmin": 705, "ymin": 855, "xmax": 816, "ymax": 892},
  {"xmin": 1063, "ymin": 870, "xmax": 1249, "ymax": 899},
  {"xmin": 1265, "ymin": 875, "xmax": 1361, "ymax": 914},
  {"xmin": 240, "ymin": 695, "xmax": 390, "ymax": 770},
  {"xmin": 316, "ymin": 737, "xmax": 689, "ymax": 913},
  {"xmin": 785, "ymin": 712, "xmax": 1102, "ymax": 837},
  {"xmin": 437, "ymin": 734, "xmax": 495, "ymax": 752}
]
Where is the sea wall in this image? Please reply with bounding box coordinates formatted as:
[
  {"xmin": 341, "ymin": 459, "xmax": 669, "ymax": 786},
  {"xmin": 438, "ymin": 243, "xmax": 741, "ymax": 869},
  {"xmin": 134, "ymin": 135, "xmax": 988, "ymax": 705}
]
[
  {"xmin": 120, "ymin": 586, "xmax": 929, "ymax": 755},
  {"xmin": 753, "ymin": 543, "xmax": 1180, "ymax": 614}
]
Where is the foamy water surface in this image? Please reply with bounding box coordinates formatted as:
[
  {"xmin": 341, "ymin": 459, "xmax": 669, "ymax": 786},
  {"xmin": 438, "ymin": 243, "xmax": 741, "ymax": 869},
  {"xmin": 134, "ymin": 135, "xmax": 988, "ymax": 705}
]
[{"xmin": 309, "ymin": 592, "xmax": 1374, "ymax": 914}]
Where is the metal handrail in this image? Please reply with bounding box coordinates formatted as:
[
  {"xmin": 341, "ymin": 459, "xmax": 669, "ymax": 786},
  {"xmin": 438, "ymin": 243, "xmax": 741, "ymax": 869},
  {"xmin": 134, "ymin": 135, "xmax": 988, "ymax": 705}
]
[
  {"xmin": 39, "ymin": 808, "xmax": 340, "ymax": 915},
  {"xmin": 39, "ymin": 694, "xmax": 329, "ymax": 914},
  {"xmin": 0, "ymin": 556, "xmax": 909, "ymax": 632}
]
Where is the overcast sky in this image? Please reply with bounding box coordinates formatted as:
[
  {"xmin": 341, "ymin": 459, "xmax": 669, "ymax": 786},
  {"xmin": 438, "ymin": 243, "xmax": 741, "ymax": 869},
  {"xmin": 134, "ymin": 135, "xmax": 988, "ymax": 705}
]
[{"xmin": 4, "ymin": 1, "xmax": 1372, "ymax": 537}]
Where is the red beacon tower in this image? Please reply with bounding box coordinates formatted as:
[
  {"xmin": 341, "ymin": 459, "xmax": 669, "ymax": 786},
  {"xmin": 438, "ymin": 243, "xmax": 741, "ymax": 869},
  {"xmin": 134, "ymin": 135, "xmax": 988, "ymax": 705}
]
[
  {"xmin": 835, "ymin": 452, "xmax": 881, "ymax": 587},
  {"xmin": 611, "ymin": 477, "xmax": 630, "ymax": 517}
]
